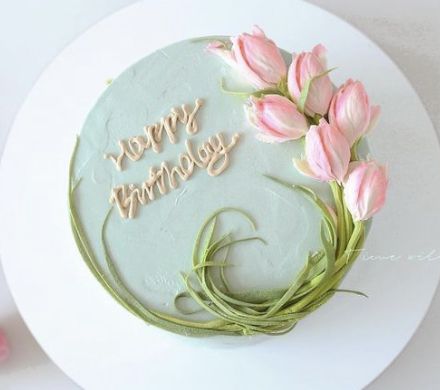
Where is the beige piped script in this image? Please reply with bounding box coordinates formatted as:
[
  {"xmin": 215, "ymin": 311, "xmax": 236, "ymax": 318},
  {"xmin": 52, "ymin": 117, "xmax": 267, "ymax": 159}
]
[
  {"xmin": 104, "ymin": 99, "xmax": 204, "ymax": 171},
  {"xmin": 110, "ymin": 132, "xmax": 240, "ymax": 219}
]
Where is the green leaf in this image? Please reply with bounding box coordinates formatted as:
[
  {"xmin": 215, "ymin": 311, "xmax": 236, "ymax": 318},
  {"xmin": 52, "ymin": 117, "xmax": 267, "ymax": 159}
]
[
  {"xmin": 70, "ymin": 137, "xmax": 368, "ymax": 336},
  {"xmin": 297, "ymin": 67, "xmax": 336, "ymax": 114}
]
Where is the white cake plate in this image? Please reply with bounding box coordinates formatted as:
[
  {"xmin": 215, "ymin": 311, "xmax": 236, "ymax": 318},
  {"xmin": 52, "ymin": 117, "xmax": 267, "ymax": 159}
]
[{"xmin": 1, "ymin": 1, "xmax": 440, "ymax": 389}]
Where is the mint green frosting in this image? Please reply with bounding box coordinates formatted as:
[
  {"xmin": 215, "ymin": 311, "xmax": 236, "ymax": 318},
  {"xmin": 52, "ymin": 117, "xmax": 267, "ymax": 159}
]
[{"xmin": 72, "ymin": 38, "xmax": 339, "ymax": 321}]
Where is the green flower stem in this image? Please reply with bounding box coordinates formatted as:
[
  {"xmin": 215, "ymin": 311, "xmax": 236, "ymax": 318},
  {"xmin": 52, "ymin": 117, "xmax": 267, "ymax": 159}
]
[
  {"xmin": 69, "ymin": 138, "xmax": 366, "ymax": 337},
  {"xmin": 343, "ymin": 195, "xmax": 354, "ymax": 239},
  {"xmin": 308, "ymin": 115, "xmax": 320, "ymax": 126},
  {"xmin": 220, "ymin": 78, "xmax": 281, "ymax": 99},
  {"xmin": 351, "ymin": 140, "xmax": 360, "ymax": 161},
  {"xmin": 277, "ymin": 77, "xmax": 289, "ymax": 98},
  {"xmin": 330, "ymin": 181, "xmax": 347, "ymax": 259}
]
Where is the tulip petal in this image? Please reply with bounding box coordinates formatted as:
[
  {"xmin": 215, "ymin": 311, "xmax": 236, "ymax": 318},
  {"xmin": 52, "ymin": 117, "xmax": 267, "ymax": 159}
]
[
  {"xmin": 246, "ymin": 95, "xmax": 309, "ymax": 142},
  {"xmin": 311, "ymin": 44, "xmax": 327, "ymax": 68},
  {"xmin": 366, "ymin": 105, "xmax": 381, "ymax": 133},
  {"xmin": 343, "ymin": 161, "xmax": 388, "ymax": 221},
  {"xmin": 343, "ymin": 161, "xmax": 363, "ymax": 184},
  {"xmin": 293, "ymin": 159, "xmax": 319, "ymax": 179},
  {"xmin": 228, "ymin": 28, "xmax": 287, "ymax": 89},
  {"xmin": 288, "ymin": 45, "xmax": 333, "ymax": 116},
  {"xmin": 252, "ymin": 25, "xmax": 266, "ymax": 37},
  {"xmin": 303, "ymin": 119, "xmax": 350, "ymax": 182},
  {"xmin": 329, "ymin": 79, "xmax": 378, "ymax": 146},
  {"xmin": 206, "ymin": 41, "xmax": 236, "ymax": 67}
]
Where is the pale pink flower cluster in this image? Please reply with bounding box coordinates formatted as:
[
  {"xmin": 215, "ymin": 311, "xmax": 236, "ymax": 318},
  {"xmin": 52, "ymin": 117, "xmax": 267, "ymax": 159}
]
[{"xmin": 208, "ymin": 26, "xmax": 388, "ymax": 220}]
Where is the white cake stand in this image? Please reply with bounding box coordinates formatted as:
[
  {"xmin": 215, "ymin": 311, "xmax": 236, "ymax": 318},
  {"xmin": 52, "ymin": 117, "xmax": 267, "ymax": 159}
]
[{"xmin": 1, "ymin": 1, "xmax": 440, "ymax": 389}]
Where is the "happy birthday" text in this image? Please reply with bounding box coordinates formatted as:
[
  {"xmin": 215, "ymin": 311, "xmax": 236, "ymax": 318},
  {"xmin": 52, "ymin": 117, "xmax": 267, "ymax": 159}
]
[{"xmin": 109, "ymin": 132, "xmax": 240, "ymax": 219}]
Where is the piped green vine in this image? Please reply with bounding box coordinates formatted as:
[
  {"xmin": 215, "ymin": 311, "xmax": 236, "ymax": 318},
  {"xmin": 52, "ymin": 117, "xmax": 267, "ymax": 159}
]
[{"xmin": 69, "ymin": 137, "xmax": 366, "ymax": 337}]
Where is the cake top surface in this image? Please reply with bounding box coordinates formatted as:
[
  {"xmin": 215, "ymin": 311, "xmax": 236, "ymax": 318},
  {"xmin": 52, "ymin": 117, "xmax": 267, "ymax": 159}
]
[
  {"xmin": 70, "ymin": 27, "xmax": 386, "ymax": 336},
  {"xmin": 73, "ymin": 38, "xmax": 324, "ymax": 317}
]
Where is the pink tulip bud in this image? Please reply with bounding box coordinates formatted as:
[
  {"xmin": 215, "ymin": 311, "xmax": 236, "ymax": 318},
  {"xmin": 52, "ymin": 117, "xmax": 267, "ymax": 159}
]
[
  {"xmin": 0, "ymin": 329, "xmax": 10, "ymax": 363},
  {"xmin": 329, "ymin": 79, "xmax": 381, "ymax": 146},
  {"xmin": 207, "ymin": 26, "xmax": 287, "ymax": 89},
  {"xmin": 294, "ymin": 118, "xmax": 350, "ymax": 182},
  {"xmin": 343, "ymin": 161, "xmax": 388, "ymax": 221},
  {"xmin": 245, "ymin": 95, "xmax": 309, "ymax": 143},
  {"xmin": 287, "ymin": 44, "xmax": 333, "ymax": 116}
]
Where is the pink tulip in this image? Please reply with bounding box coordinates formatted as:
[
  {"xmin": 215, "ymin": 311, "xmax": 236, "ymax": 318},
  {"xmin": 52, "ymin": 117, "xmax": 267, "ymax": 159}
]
[
  {"xmin": 287, "ymin": 44, "xmax": 333, "ymax": 116},
  {"xmin": 0, "ymin": 329, "xmax": 9, "ymax": 363},
  {"xmin": 294, "ymin": 118, "xmax": 350, "ymax": 182},
  {"xmin": 329, "ymin": 79, "xmax": 381, "ymax": 146},
  {"xmin": 207, "ymin": 26, "xmax": 287, "ymax": 89},
  {"xmin": 245, "ymin": 95, "xmax": 309, "ymax": 143},
  {"xmin": 343, "ymin": 161, "xmax": 388, "ymax": 221}
]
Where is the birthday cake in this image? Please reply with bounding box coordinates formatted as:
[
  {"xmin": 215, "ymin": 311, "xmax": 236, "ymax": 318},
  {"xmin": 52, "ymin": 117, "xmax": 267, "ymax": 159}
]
[{"xmin": 69, "ymin": 27, "xmax": 388, "ymax": 336}]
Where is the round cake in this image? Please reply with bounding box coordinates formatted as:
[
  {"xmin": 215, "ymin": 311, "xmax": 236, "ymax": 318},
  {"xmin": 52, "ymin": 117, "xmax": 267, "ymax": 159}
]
[{"xmin": 69, "ymin": 27, "xmax": 387, "ymax": 336}]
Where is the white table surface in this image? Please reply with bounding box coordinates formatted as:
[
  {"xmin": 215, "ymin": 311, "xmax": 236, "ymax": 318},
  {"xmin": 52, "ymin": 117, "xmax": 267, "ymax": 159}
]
[{"xmin": 0, "ymin": 1, "xmax": 439, "ymax": 389}]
